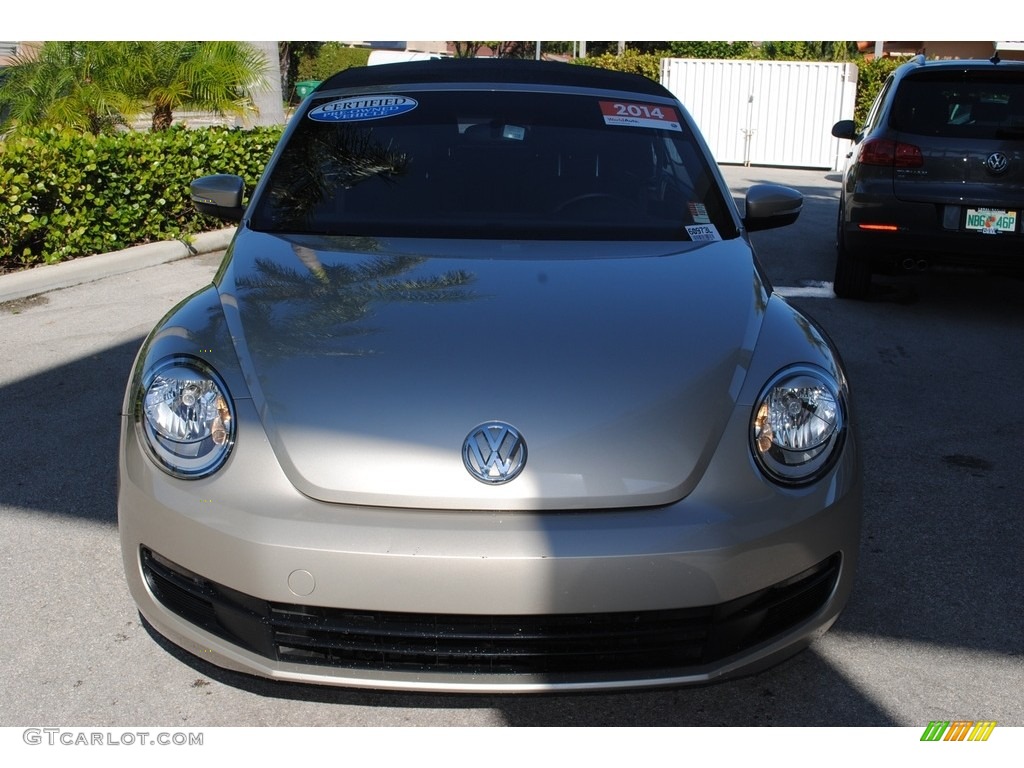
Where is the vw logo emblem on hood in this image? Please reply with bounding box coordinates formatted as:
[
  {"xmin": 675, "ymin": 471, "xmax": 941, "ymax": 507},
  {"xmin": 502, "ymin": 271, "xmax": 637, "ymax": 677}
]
[
  {"xmin": 984, "ymin": 152, "xmax": 1009, "ymax": 175},
  {"xmin": 463, "ymin": 422, "xmax": 527, "ymax": 484}
]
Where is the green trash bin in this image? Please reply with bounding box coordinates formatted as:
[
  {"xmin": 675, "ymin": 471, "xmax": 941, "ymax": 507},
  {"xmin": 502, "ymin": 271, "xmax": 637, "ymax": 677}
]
[{"xmin": 295, "ymin": 80, "xmax": 321, "ymax": 99}]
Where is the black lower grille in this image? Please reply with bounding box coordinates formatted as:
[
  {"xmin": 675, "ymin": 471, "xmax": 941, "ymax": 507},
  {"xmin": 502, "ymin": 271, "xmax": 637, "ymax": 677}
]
[{"xmin": 142, "ymin": 547, "xmax": 840, "ymax": 677}]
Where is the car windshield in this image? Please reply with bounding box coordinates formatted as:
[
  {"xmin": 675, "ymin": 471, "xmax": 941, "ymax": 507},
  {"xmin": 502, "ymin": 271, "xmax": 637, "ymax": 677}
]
[
  {"xmin": 891, "ymin": 69, "xmax": 1024, "ymax": 139},
  {"xmin": 248, "ymin": 89, "xmax": 734, "ymax": 241}
]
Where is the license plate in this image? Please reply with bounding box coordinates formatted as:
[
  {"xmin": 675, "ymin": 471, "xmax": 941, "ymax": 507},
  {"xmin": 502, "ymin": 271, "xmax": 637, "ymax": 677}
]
[{"xmin": 965, "ymin": 208, "xmax": 1017, "ymax": 233}]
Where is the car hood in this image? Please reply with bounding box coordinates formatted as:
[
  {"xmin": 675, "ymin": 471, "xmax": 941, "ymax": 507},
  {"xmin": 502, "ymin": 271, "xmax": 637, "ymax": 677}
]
[{"xmin": 216, "ymin": 229, "xmax": 768, "ymax": 510}]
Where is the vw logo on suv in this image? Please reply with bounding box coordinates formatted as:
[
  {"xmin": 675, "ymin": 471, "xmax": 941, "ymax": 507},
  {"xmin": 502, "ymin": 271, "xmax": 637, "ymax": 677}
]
[
  {"xmin": 462, "ymin": 422, "xmax": 527, "ymax": 484},
  {"xmin": 984, "ymin": 152, "xmax": 1009, "ymax": 175}
]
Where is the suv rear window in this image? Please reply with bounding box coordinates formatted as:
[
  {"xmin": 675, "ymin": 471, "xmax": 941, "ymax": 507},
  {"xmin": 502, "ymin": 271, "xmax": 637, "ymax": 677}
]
[
  {"xmin": 249, "ymin": 90, "xmax": 732, "ymax": 241},
  {"xmin": 891, "ymin": 69, "xmax": 1024, "ymax": 140}
]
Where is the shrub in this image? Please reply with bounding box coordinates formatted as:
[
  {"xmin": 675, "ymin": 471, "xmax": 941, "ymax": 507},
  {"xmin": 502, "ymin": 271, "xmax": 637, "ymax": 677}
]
[
  {"xmin": 853, "ymin": 57, "xmax": 902, "ymax": 126},
  {"xmin": 296, "ymin": 43, "xmax": 371, "ymax": 84},
  {"xmin": 574, "ymin": 51, "xmax": 664, "ymax": 82},
  {"xmin": 665, "ymin": 42, "xmax": 755, "ymax": 60},
  {"xmin": 0, "ymin": 125, "xmax": 281, "ymax": 269}
]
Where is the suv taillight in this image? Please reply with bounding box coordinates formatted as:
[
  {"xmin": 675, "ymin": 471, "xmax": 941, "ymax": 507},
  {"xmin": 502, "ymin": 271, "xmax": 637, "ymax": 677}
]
[{"xmin": 859, "ymin": 138, "xmax": 924, "ymax": 168}]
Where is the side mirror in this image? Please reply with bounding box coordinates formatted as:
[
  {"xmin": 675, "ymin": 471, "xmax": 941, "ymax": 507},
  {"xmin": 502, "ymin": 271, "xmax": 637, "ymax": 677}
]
[
  {"xmin": 744, "ymin": 184, "xmax": 802, "ymax": 232},
  {"xmin": 831, "ymin": 120, "xmax": 858, "ymax": 141},
  {"xmin": 191, "ymin": 175, "xmax": 245, "ymax": 223}
]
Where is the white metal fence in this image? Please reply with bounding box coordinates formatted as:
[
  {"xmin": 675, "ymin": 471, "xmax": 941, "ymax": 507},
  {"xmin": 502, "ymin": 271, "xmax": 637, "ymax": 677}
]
[{"xmin": 660, "ymin": 59, "xmax": 858, "ymax": 170}]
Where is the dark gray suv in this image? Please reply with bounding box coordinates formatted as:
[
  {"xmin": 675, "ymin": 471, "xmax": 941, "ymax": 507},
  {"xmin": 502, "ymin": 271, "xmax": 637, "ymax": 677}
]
[{"xmin": 832, "ymin": 55, "xmax": 1024, "ymax": 298}]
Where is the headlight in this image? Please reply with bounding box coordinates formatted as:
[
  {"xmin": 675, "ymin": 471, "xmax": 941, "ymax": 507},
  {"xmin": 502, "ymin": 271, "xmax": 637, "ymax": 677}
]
[
  {"xmin": 136, "ymin": 356, "xmax": 235, "ymax": 478},
  {"xmin": 751, "ymin": 366, "xmax": 846, "ymax": 485}
]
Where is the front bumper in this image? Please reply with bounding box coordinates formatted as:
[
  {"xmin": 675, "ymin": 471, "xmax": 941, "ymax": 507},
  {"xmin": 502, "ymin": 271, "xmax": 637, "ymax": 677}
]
[{"xmin": 119, "ymin": 400, "xmax": 862, "ymax": 693}]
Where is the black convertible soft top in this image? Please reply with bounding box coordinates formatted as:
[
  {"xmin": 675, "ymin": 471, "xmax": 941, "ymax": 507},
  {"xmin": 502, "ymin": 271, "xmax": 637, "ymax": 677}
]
[{"xmin": 317, "ymin": 59, "xmax": 673, "ymax": 99}]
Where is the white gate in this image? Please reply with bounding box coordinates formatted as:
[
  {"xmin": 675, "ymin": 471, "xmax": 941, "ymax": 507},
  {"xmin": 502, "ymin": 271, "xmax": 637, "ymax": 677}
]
[{"xmin": 660, "ymin": 59, "xmax": 858, "ymax": 170}]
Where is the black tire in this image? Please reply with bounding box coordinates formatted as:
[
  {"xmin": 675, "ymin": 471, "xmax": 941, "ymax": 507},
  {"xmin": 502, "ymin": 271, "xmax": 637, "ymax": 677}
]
[{"xmin": 833, "ymin": 209, "xmax": 871, "ymax": 299}]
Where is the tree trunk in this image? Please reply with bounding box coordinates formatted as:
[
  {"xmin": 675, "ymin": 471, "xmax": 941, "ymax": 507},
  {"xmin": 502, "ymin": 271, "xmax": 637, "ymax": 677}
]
[
  {"xmin": 152, "ymin": 103, "xmax": 173, "ymax": 132},
  {"xmin": 249, "ymin": 41, "xmax": 285, "ymax": 127}
]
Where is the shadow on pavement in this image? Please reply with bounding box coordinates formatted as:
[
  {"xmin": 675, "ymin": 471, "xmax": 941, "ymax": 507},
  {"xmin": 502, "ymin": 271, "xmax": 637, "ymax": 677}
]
[{"xmin": 0, "ymin": 337, "xmax": 145, "ymax": 525}]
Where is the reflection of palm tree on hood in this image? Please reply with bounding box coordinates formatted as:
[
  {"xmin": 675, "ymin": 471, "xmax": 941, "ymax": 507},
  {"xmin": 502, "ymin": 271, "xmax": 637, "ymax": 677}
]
[
  {"xmin": 233, "ymin": 246, "xmax": 476, "ymax": 358},
  {"xmin": 290, "ymin": 236, "xmax": 383, "ymax": 282},
  {"xmin": 292, "ymin": 243, "xmax": 328, "ymax": 284}
]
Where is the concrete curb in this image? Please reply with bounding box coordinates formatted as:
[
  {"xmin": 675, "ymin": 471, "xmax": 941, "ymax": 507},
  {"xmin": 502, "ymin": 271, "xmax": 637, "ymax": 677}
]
[{"xmin": 0, "ymin": 228, "xmax": 236, "ymax": 304}]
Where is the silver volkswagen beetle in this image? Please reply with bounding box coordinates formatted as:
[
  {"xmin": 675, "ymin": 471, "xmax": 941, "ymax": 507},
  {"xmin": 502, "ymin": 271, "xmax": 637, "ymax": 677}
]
[{"xmin": 119, "ymin": 59, "xmax": 861, "ymax": 692}]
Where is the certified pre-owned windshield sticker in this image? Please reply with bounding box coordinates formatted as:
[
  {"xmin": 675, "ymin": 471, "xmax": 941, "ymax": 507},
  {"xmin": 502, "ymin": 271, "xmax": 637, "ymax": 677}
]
[
  {"xmin": 599, "ymin": 101, "xmax": 682, "ymax": 131},
  {"xmin": 686, "ymin": 224, "xmax": 721, "ymax": 242},
  {"xmin": 308, "ymin": 94, "xmax": 418, "ymax": 123}
]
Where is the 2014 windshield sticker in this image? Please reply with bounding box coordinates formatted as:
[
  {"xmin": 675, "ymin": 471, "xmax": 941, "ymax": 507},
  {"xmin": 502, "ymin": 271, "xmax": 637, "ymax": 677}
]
[
  {"xmin": 309, "ymin": 95, "xmax": 418, "ymax": 123},
  {"xmin": 686, "ymin": 224, "xmax": 721, "ymax": 242},
  {"xmin": 599, "ymin": 101, "xmax": 682, "ymax": 131}
]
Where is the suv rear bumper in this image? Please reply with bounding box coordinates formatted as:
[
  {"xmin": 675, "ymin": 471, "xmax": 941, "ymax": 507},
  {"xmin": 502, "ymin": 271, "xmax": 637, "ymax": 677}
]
[{"xmin": 842, "ymin": 198, "xmax": 1024, "ymax": 271}]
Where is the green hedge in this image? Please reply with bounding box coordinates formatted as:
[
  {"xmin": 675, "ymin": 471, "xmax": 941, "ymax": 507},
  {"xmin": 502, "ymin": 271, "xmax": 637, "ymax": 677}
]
[
  {"xmin": 574, "ymin": 51, "xmax": 664, "ymax": 82},
  {"xmin": 296, "ymin": 43, "xmax": 371, "ymax": 84},
  {"xmin": 0, "ymin": 125, "xmax": 282, "ymax": 270},
  {"xmin": 853, "ymin": 57, "xmax": 902, "ymax": 127}
]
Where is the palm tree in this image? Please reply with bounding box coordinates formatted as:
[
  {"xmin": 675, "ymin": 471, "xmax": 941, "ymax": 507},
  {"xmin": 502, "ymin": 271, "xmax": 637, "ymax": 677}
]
[
  {"xmin": 120, "ymin": 41, "xmax": 268, "ymax": 131},
  {"xmin": 0, "ymin": 40, "xmax": 268, "ymax": 135},
  {"xmin": 0, "ymin": 41, "xmax": 135, "ymax": 134}
]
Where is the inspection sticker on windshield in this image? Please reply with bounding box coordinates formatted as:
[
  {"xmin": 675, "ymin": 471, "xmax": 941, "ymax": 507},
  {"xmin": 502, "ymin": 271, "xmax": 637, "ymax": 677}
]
[
  {"xmin": 688, "ymin": 202, "xmax": 710, "ymax": 224},
  {"xmin": 309, "ymin": 94, "xmax": 418, "ymax": 123},
  {"xmin": 686, "ymin": 224, "xmax": 721, "ymax": 242},
  {"xmin": 599, "ymin": 101, "xmax": 682, "ymax": 131}
]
